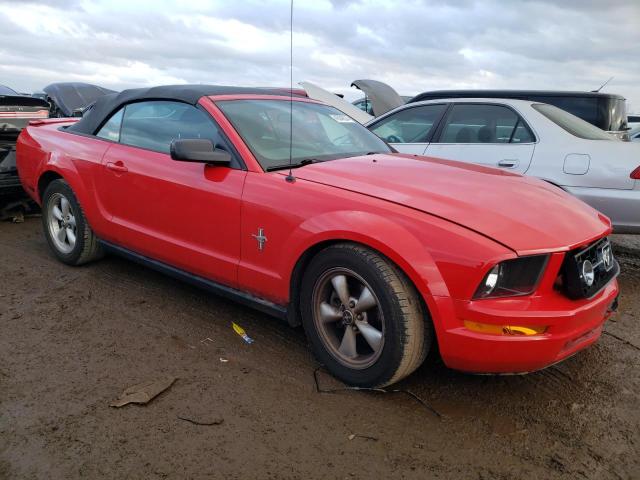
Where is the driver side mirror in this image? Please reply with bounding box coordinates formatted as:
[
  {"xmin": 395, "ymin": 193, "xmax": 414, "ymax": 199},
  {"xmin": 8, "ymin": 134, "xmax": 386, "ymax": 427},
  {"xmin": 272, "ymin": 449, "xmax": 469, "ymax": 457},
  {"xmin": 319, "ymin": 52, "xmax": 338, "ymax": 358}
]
[{"xmin": 170, "ymin": 139, "xmax": 232, "ymax": 165}]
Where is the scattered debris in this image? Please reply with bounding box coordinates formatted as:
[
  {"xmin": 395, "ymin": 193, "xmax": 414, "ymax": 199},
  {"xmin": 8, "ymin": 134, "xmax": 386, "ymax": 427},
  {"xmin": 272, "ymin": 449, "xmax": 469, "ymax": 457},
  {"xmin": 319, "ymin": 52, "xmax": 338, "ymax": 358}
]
[
  {"xmin": 348, "ymin": 433, "xmax": 378, "ymax": 442},
  {"xmin": 313, "ymin": 366, "xmax": 441, "ymax": 418},
  {"xmin": 219, "ymin": 357, "xmax": 229, "ymax": 363},
  {"xmin": 232, "ymin": 322, "xmax": 254, "ymax": 344},
  {"xmin": 0, "ymin": 199, "xmax": 33, "ymax": 223},
  {"xmin": 109, "ymin": 376, "xmax": 177, "ymax": 408},
  {"xmin": 177, "ymin": 415, "xmax": 224, "ymax": 426}
]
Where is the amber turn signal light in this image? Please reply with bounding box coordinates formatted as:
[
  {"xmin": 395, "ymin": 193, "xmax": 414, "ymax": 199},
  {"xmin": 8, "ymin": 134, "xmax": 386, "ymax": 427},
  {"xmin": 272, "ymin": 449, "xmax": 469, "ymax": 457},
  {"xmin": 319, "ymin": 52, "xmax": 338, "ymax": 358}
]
[{"xmin": 464, "ymin": 320, "xmax": 547, "ymax": 336}]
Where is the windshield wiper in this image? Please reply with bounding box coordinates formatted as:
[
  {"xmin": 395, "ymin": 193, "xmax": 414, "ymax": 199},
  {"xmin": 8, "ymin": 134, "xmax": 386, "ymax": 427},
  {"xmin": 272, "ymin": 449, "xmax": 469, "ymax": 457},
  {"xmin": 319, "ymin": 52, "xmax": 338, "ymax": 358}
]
[{"xmin": 266, "ymin": 158, "xmax": 320, "ymax": 172}]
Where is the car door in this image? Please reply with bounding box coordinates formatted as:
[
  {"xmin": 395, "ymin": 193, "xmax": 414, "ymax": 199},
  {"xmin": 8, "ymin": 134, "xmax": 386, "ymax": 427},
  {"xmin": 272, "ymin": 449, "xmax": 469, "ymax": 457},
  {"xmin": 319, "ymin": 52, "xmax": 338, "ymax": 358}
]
[
  {"xmin": 94, "ymin": 100, "xmax": 246, "ymax": 287},
  {"xmin": 425, "ymin": 103, "xmax": 535, "ymax": 174},
  {"xmin": 368, "ymin": 104, "xmax": 448, "ymax": 154}
]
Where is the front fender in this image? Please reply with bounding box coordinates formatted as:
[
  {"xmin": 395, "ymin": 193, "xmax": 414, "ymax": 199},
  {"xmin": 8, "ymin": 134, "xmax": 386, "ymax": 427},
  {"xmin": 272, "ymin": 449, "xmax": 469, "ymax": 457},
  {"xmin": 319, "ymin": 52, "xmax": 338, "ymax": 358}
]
[
  {"xmin": 283, "ymin": 210, "xmax": 449, "ymax": 299},
  {"xmin": 267, "ymin": 205, "xmax": 512, "ymax": 338}
]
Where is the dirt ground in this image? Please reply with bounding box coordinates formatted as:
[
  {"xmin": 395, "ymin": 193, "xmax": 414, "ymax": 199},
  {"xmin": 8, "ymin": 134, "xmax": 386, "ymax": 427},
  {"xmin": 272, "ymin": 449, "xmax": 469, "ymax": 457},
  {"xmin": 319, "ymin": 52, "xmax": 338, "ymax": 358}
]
[{"xmin": 1, "ymin": 218, "xmax": 639, "ymax": 480}]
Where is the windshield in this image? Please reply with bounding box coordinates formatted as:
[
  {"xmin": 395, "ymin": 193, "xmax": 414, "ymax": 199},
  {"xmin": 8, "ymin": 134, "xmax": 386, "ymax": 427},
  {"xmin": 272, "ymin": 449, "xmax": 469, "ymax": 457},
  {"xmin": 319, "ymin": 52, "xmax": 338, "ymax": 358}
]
[
  {"xmin": 532, "ymin": 103, "xmax": 614, "ymax": 141},
  {"xmin": 521, "ymin": 95, "xmax": 627, "ymax": 131},
  {"xmin": 217, "ymin": 99, "xmax": 391, "ymax": 170},
  {"xmin": 605, "ymin": 97, "xmax": 628, "ymax": 131}
]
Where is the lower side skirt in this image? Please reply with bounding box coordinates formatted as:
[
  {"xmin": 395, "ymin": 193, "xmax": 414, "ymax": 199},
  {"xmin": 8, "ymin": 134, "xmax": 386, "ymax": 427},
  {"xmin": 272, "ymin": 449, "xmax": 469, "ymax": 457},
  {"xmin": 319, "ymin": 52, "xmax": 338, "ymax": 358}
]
[{"xmin": 98, "ymin": 240, "xmax": 288, "ymax": 321}]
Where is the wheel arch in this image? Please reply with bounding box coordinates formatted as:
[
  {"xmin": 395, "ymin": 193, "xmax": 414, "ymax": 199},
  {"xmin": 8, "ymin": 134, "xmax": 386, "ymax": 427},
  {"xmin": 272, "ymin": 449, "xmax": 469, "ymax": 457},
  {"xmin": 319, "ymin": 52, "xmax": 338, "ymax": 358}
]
[
  {"xmin": 36, "ymin": 160, "xmax": 105, "ymax": 235},
  {"xmin": 37, "ymin": 170, "xmax": 64, "ymax": 203},
  {"xmin": 287, "ymin": 236, "xmax": 444, "ymax": 332}
]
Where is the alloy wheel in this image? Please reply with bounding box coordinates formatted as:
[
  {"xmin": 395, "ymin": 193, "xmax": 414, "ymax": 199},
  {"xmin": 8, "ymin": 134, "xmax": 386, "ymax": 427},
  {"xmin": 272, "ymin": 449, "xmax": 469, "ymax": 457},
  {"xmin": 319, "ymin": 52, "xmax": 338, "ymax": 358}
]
[
  {"xmin": 47, "ymin": 192, "xmax": 77, "ymax": 254},
  {"xmin": 312, "ymin": 267, "xmax": 385, "ymax": 369}
]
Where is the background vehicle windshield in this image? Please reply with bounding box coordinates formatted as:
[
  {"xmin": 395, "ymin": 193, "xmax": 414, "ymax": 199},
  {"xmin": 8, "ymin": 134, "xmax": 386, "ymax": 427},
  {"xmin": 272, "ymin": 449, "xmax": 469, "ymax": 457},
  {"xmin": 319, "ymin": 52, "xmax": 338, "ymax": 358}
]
[
  {"xmin": 532, "ymin": 103, "xmax": 614, "ymax": 140},
  {"xmin": 217, "ymin": 99, "xmax": 391, "ymax": 170}
]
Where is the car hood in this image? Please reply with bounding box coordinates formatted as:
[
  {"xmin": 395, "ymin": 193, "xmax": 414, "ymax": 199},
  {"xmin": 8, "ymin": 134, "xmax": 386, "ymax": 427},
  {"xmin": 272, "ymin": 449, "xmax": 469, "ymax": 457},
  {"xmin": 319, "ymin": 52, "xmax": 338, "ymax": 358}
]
[
  {"xmin": 292, "ymin": 154, "xmax": 611, "ymax": 255},
  {"xmin": 350, "ymin": 79, "xmax": 406, "ymax": 116},
  {"xmin": 299, "ymin": 81, "xmax": 373, "ymax": 124}
]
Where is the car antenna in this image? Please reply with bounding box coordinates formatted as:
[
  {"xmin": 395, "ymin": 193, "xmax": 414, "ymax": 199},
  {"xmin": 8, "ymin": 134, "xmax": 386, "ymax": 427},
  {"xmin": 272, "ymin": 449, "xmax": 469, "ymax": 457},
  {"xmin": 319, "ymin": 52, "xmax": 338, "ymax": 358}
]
[
  {"xmin": 592, "ymin": 76, "xmax": 614, "ymax": 93},
  {"xmin": 285, "ymin": 0, "xmax": 296, "ymax": 183}
]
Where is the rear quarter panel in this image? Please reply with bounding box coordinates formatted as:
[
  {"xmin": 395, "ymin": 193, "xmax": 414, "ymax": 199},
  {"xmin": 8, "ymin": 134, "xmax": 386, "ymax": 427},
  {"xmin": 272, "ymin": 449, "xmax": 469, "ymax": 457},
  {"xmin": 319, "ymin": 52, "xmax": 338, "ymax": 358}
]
[
  {"xmin": 525, "ymin": 106, "xmax": 637, "ymax": 190},
  {"xmin": 17, "ymin": 122, "xmax": 113, "ymax": 234}
]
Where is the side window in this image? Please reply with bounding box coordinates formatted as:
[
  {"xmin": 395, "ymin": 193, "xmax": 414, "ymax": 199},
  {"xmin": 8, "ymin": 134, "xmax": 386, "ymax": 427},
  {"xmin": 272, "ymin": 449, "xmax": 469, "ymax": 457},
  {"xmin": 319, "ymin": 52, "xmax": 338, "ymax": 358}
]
[
  {"xmin": 119, "ymin": 101, "xmax": 232, "ymax": 155},
  {"xmin": 440, "ymin": 104, "xmax": 532, "ymax": 144},
  {"xmin": 369, "ymin": 104, "xmax": 447, "ymax": 143},
  {"xmin": 511, "ymin": 121, "xmax": 534, "ymax": 143},
  {"xmin": 96, "ymin": 108, "xmax": 124, "ymax": 141}
]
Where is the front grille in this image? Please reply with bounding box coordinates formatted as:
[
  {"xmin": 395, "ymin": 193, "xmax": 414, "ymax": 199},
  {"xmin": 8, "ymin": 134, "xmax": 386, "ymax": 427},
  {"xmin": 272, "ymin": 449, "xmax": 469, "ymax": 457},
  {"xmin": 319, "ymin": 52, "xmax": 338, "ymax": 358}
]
[{"xmin": 559, "ymin": 237, "xmax": 619, "ymax": 300}]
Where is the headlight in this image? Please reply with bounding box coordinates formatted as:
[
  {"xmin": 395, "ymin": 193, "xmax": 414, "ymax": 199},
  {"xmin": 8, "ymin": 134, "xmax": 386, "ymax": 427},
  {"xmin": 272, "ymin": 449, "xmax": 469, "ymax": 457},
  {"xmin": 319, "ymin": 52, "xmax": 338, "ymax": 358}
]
[{"xmin": 474, "ymin": 255, "xmax": 549, "ymax": 299}]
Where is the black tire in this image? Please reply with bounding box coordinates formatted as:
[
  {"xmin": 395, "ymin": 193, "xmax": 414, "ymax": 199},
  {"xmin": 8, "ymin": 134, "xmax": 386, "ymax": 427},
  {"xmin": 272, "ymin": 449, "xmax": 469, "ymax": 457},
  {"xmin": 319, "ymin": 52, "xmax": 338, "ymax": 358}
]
[
  {"xmin": 301, "ymin": 243, "xmax": 431, "ymax": 388},
  {"xmin": 41, "ymin": 179, "xmax": 103, "ymax": 266}
]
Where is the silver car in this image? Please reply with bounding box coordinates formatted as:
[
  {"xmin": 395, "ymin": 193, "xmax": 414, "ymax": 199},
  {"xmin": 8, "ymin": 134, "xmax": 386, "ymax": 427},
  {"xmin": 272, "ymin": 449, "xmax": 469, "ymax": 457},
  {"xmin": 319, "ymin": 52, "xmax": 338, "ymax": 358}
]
[{"xmin": 365, "ymin": 98, "xmax": 640, "ymax": 233}]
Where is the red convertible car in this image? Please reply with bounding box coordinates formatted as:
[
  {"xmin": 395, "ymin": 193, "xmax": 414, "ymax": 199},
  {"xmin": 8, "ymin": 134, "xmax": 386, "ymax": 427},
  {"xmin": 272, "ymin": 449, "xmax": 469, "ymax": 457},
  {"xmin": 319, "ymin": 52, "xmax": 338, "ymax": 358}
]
[{"xmin": 16, "ymin": 85, "xmax": 619, "ymax": 387}]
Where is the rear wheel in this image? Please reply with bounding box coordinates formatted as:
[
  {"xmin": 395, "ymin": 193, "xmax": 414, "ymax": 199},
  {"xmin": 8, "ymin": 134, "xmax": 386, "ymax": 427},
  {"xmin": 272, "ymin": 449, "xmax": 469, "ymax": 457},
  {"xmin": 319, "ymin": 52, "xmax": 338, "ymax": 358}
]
[
  {"xmin": 42, "ymin": 179, "xmax": 103, "ymax": 265},
  {"xmin": 301, "ymin": 243, "xmax": 431, "ymax": 387}
]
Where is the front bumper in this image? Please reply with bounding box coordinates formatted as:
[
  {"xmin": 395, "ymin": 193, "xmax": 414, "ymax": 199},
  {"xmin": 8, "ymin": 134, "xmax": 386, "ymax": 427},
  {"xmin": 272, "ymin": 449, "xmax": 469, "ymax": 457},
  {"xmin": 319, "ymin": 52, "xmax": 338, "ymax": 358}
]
[{"xmin": 437, "ymin": 279, "xmax": 619, "ymax": 374}]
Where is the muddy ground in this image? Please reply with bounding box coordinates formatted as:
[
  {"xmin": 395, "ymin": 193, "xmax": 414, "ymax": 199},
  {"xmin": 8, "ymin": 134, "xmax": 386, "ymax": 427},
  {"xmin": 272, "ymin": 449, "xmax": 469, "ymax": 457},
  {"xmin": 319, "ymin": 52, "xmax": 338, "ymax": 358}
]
[{"xmin": 1, "ymin": 218, "xmax": 639, "ymax": 479}]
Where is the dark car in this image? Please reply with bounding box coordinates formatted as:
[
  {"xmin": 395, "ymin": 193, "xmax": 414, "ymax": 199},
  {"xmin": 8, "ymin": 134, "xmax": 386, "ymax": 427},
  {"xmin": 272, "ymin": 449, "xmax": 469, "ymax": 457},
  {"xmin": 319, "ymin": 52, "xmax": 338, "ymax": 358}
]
[
  {"xmin": 408, "ymin": 90, "xmax": 629, "ymax": 139},
  {"xmin": 42, "ymin": 82, "xmax": 116, "ymax": 117},
  {"xmin": 1, "ymin": 85, "xmax": 49, "ymax": 216}
]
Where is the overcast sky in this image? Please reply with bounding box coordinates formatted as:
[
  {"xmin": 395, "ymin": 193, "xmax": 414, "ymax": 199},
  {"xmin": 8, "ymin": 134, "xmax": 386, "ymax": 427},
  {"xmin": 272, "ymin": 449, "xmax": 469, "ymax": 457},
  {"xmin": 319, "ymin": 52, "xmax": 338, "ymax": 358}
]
[{"xmin": 1, "ymin": 0, "xmax": 639, "ymax": 111}]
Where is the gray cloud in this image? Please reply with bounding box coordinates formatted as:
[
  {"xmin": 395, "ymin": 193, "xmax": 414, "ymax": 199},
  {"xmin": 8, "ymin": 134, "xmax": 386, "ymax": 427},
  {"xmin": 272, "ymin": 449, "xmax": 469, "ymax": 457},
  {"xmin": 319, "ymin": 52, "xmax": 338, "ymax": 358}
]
[{"xmin": 0, "ymin": 0, "xmax": 638, "ymax": 112}]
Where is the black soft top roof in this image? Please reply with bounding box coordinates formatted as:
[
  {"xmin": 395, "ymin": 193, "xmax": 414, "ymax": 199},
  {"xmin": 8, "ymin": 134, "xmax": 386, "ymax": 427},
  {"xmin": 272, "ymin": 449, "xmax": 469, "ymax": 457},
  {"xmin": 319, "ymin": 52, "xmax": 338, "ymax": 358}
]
[
  {"xmin": 68, "ymin": 84, "xmax": 304, "ymax": 135},
  {"xmin": 409, "ymin": 89, "xmax": 626, "ymax": 104}
]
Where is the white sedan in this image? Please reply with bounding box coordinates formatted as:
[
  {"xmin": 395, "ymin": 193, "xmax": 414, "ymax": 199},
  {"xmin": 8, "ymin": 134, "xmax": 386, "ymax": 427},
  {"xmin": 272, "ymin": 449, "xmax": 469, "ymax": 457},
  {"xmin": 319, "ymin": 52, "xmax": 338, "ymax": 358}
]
[{"xmin": 364, "ymin": 98, "xmax": 640, "ymax": 233}]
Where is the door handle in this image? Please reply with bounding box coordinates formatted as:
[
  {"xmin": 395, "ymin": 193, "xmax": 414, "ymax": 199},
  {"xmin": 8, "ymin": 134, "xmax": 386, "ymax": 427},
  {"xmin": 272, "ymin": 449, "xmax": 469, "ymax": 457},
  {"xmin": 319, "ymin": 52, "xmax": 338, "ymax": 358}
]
[
  {"xmin": 106, "ymin": 161, "xmax": 128, "ymax": 173},
  {"xmin": 498, "ymin": 159, "xmax": 519, "ymax": 168}
]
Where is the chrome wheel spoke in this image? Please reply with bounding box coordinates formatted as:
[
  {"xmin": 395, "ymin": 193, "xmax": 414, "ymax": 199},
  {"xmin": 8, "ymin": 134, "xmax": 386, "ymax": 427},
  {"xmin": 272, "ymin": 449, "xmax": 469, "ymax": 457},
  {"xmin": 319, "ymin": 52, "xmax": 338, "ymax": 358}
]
[
  {"xmin": 313, "ymin": 267, "xmax": 385, "ymax": 369},
  {"xmin": 48, "ymin": 193, "xmax": 76, "ymax": 254},
  {"xmin": 52, "ymin": 205, "xmax": 63, "ymax": 221},
  {"xmin": 56, "ymin": 227, "xmax": 67, "ymax": 244},
  {"xmin": 338, "ymin": 327, "xmax": 357, "ymax": 358},
  {"xmin": 331, "ymin": 275, "xmax": 351, "ymax": 306},
  {"xmin": 66, "ymin": 228, "xmax": 76, "ymax": 246},
  {"xmin": 319, "ymin": 302, "xmax": 342, "ymax": 324},
  {"xmin": 354, "ymin": 286, "xmax": 377, "ymax": 314},
  {"xmin": 355, "ymin": 320, "xmax": 383, "ymax": 353},
  {"xmin": 60, "ymin": 197, "xmax": 70, "ymax": 216}
]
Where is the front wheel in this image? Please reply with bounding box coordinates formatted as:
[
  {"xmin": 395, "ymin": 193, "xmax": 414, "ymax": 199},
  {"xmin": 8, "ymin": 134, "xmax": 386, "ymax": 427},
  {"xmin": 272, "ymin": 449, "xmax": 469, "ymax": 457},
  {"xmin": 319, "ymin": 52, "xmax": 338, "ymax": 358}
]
[
  {"xmin": 42, "ymin": 179, "xmax": 103, "ymax": 266},
  {"xmin": 301, "ymin": 243, "xmax": 431, "ymax": 388}
]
